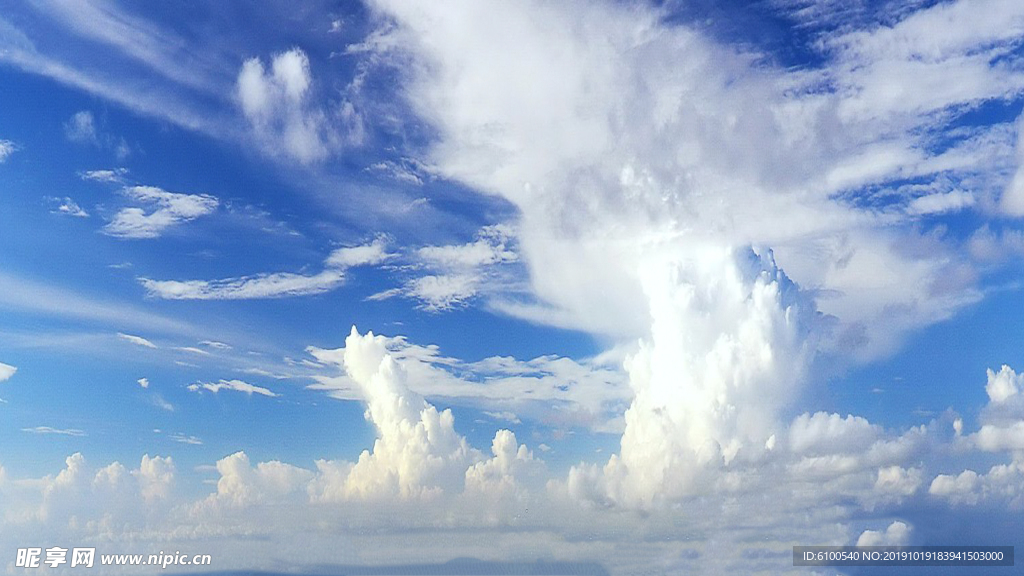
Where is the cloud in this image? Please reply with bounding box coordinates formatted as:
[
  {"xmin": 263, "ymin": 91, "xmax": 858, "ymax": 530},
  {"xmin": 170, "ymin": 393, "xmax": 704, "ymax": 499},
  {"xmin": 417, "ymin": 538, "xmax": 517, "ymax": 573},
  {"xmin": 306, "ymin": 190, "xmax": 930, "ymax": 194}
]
[
  {"xmin": 0, "ymin": 362, "xmax": 16, "ymax": 382},
  {"xmin": 140, "ymin": 238, "xmax": 388, "ymax": 300},
  {"xmin": 985, "ymin": 365, "xmax": 1022, "ymax": 403},
  {"xmin": 45, "ymin": 196, "xmax": 90, "ymax": 218},
  {"xmin": 205, "ymin": 451, "xmax": 313, "ymax": 506},
  {"xmin": 0, "ymin": 139, "xmax": 17, "ymax": 162},
  {"xmin": 200, "ymin": 340, "xmax": 232, "ymax": 350},
  {"xmin": 137, "ymin": 377, "xmax": 149, "ymax": 388},
  {"xmin": 118, "ymin": 332, "xmax": 156, "ymax": 348},
  {"xmin": 370, "ymin": 225, "xmax": 520, "ymax": 310},
  {"xmin": 236, "ymin": 48, "xmax": 362, "ymax": 164},
  {"xmin": 905, "ymin": 190, "xmax": 975, "ymax": 216},
  {"xmin": 187, "ymin": 379, "xmax": 278, "ymax": 397},
  {"xmin": 21, "ymin": 426, "xmax": 86, "ymax": 437},
  {"xmin": 307, "ymin": 329, "xmax": 630, "ymax": 432},
  {"xmin": 312, "ymin": 327, "xmax": 477, "ymax": 500},
  {"xmin": 80, "ymin": 168, "xmax": 128, "ymax": 183},
  {"xmin": 64, "ymin": 110, "xmax": 97, "ymax": 143},
  {"xmin": 856, "ymin": 521, "xmax": 912, "ymax": 546},
  {"xmin": 483, "ymin": 411, "xmax": 521, "ymax": 425},
  {"xmin": 132, "ymin": 454, "xmax": 175, "ymax": 502},
  {"xmin": 103, "ymin": 185, "xmax": 218, "ymax": 239},
  {"xmin": 169, "ymin": 433, "xmax": 202, "ymax": 445}
]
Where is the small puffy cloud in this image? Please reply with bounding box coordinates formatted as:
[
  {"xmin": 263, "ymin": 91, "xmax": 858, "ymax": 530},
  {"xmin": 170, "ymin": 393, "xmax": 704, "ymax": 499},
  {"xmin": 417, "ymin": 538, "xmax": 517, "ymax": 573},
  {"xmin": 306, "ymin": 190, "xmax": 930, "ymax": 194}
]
[
  {"xmin": 0, "ymin": 361, "xmax": 16, "ymax": 382},
  {"xmin": 118, "ymin": 332, "xmax": 156, "ymax": 348},
  {"xmin": 64, "ymin": 111, "xmax": 97, "ymax": 143},
  {"xmin": 21, "ymin": 426, "xmax": 86, "ymax": 437},
  {"xmin": 46, "ymin": 196, "xmax": 90, "ymax": 217},
  {"xmin": 986, "ymin": 365, "xmax": 1022, "ymax": 403},
  {"xmin": 929, "ymin": 469, "xmax": 981, "ymax": 505},
  {"xmin": 873, "ymin": 466, "xmax": 922, "ymax": 500},
  {"xmin": 104, "ymin": 185, "xmax": 218, "ymax": 239},
  {"xmin": 856, "ymin": 521, "xmax": 912, "ymax": 547},
  {"xmin": 187, "ymin": 379, "xmax": 278, "ymax": 397},
  {"xmin": 137, "ymin": 377, "xmax": 149, "ymax": 389},
  {"xmin": 0, "ymin": 139, "xmax": 17, "ymax": 162},
  {"xmin": 237, "ymin": 48, "xmax": 361, "ymax": 164}
]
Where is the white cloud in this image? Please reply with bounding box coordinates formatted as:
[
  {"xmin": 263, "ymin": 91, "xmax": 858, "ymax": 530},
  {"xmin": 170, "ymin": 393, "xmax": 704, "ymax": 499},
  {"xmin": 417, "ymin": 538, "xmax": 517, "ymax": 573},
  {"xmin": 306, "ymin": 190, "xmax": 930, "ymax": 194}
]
[
  {"xmin": 307, "ymin": 329, "xmax": 630, "ymax": 432},
  {"xmin": 856, "ymin": 521, "xmax": 912, "ymax": 547},
  {"xmin": 0, "ymin": 361, "xmax": 16, "ymax": 382},
  {"xmin": 312, "ymin": 327, "xmax": 477, "ymax": 500},
  {"xmin": 324, "ymin": 236, "xmax": 392, "ymax": 267},
  {"xmin": 137, "ymin": 377, "xmax": 150, "ymax": 388},
  {"xmin": 373, "ymin": 225, "xmax": 520, "ymax": 310},
  {"xmin": 21, "ymin": 426, "xmax": 86, "ymax": 437},
  {"xmin": 169, "ymin": 433, "xmax": 202, "ymax": 445},
  {"xmin": 789, "ymin": 412, "xmax": 881, "ymax": 456},
  {"xmin": 64, "ymin": 110, "xmax": 97, "ymax": 143},
  {"xmin": 465, "ymin": 429, "xmax": 543, "ymax": 495},
  {"xmin": 237, "ymin": 48, "xmax": 362, "ymax": 164},
  {"xmin": 46, "ymin": 196, "xmax": 90, "ymax": 218},
  {"xmin": 905, "ymin": 190, "xmax": 975, "ymax": 216},
  {"xmin": 117, "ymin": 332, "xmax": 156, "ymax": 348},
  {"xmin": 206, "ymin": 451, "xmax": 313, "ymax": 506},
  {"xmin": 0, "ymin": 139, "xmax": 17, "ymax": 162},
  {"xmin": 483, "ymin": 411, "xmax": 521, "ymax": 425},
  {"xmin": 80, "ymin": 168, "xmax": 127, "ymax": 183},
  {"xmin": 140, "ymin": 238, "xmax": 387, "ymax": 300},
  {"xmin": 104, "ymin": 185, "xmax": 218, "ymax": 239},
  {"xmin": 200, "ymin": 340, "xmax": 232, "ymax": 350},
  {"xmin": 986, "ymin": 365, "xmax": 1022, "ymax": 403},
  {"xmin": 132, "ymin": 454, "xmax": 174, "ymax": 502},
  {"xmin": 187, "ymin": 379, "xmax": 278, "ymax": 397}
]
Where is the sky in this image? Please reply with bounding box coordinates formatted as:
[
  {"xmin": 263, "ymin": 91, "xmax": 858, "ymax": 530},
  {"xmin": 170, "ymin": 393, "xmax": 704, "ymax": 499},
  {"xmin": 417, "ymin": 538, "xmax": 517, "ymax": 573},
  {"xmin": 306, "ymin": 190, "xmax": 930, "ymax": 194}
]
[{"xmin": 1, "ymin": 0, "xmax": 1024, "ymax": 574}]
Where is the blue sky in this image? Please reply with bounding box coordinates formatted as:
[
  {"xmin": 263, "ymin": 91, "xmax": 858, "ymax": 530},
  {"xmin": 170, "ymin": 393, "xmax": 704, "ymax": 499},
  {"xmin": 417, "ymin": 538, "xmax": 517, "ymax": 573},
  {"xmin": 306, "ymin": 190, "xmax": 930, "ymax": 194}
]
[{"xmin": 2, "ymin": 1, "xmax": 1024, "ymax": 574}]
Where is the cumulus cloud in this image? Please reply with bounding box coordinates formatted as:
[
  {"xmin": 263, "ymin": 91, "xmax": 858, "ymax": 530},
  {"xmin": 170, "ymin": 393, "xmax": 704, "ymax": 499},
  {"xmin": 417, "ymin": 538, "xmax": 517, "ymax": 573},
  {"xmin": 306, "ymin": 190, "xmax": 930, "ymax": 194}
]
[
  {"xmin": 464, "ymin": 429, "xmax": 543, "ymax": 495},
  {"xmin": 237, "ymin": 48, "xmax": 362, "ymax": 163},
  {"xmin": 104, "ymin": 185, "xmax": 218, "ymax": 239},
  {"xmin": 315, "ymin": 327, "xmax": 477, "ymax": 500},
  {"xmin": 137, "ymin": 377, "xmax": 149, "ymax": 388},
  {"xmin": 187, "ymin": 379, "xmax": 278, "ymax": 397},
  {"xmin": 205, "ymin": 451, "xmax": 313, "ymax": 506},
  {"xmin": 139, "ymin": 238, "xmax": 389, "ymax": 300},
  {"xmin": 856, "ymin": 521, "xmax": 912, "ymax": 546}
]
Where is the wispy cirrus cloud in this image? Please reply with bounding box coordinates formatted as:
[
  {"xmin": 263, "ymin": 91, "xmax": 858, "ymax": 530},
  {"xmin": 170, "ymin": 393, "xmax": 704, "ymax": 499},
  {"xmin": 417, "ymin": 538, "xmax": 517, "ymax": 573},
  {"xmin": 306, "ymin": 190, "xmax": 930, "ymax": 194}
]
[
  {"xmin": 21, "ymin": 426, "xmax": 86, "ymax": 437},
  {"xmin": 140, "ymin": 237, "xmax": 390, "ymax": 300},
  {"xmin": 118, "ymin": 332, "xmax": 156, "ymax": 348}
]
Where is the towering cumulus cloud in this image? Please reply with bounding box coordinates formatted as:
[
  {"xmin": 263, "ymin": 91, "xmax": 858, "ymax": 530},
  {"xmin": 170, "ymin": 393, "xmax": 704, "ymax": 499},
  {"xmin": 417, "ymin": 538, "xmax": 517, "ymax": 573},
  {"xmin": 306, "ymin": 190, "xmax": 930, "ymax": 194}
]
[
  {"xmin": 330, "ymin": 327, "xmax": 476, "ymax": 499},
  {"xmin": 363, "ymin": 0, "xmax": 835, "ymax": 506}
]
